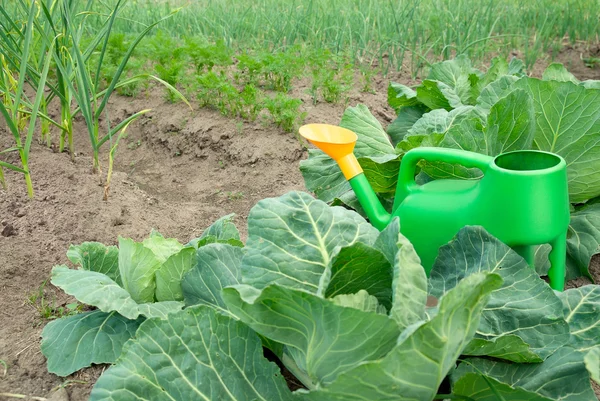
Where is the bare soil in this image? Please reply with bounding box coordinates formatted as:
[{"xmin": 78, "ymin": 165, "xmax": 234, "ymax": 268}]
[{"xmin": 1, "ymin": 50, "xmax": 599, "ymax": 400}]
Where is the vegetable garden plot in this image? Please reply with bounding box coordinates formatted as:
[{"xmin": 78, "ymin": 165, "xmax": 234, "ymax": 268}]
[
  {"xmin": 41, "ymin": 189, "xmax": 600, "ymax": 400},
  {"xmin": 302, "ymin": 56, "xmax": 600, "ymax": 283}
]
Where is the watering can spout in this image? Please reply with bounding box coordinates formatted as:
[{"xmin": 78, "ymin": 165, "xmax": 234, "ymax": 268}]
[{"xmin": 299, "ymin": 124, "xmax": 391, "ymax": 230}]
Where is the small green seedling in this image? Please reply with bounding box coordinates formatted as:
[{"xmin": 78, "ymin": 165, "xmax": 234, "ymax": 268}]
[
  {"xmin": 584, "ymin": 57, "xmax": 600, "ymax": 68},
  {"xmin": 264, "ymin": 93, "xmax": 306, "ymax": 132},
  {"xmin": 226, "ymin": 191, "xmax": 244, "ymax": 200},
  {"xmin": 27, "ymin": 280, "xmax": 83, "ymax": 320}
]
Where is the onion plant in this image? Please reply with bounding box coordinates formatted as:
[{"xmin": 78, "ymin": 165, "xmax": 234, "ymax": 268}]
[
  {"xmin": 52, "ymin": 0, "xmax": 186, "ymax": 173},
  {"xmin": 0, "ymin": 0, "xmax": 187, "ymax": 196},
  {"xmin": 0, "ymin": 1, "xmax": 74, "ymax": 157},
  {"xmin": 0, "ymin": 2, "xmax": 54, "ymax": 198}
]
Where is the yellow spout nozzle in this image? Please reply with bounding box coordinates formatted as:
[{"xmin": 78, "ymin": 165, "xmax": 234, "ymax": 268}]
[{"xmin": 299, "ymin": 124, "xmax": 363, "ymax": 179}]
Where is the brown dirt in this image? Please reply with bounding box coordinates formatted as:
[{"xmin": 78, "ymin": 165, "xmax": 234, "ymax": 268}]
[
  {"xmin": 1, "ymin": 52, "xmax": 599, "ymax": 400},
  {"xmin": 528, "ymin": 43, "xmax": 600, "ymax": 81}
]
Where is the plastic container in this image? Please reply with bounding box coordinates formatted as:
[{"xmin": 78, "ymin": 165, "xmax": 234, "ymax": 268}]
[{"xmin": 300, "ymin": 123, "xmax": 570, "ymax": 290}]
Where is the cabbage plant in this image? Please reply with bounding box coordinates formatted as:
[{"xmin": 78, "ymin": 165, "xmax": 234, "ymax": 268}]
[
  {"xmin": 78, "ymin": 192, "xmax": 599, "ymax": 400},
  {"xmin": 300, "ymin": 56, "xmax": 600, "ymax": 282},
  {"xmin": 41, "ymin": 214, "xmax": 241, "ymax": 376}
]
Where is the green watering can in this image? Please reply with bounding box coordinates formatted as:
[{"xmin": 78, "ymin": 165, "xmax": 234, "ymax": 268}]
[{"xmin": 300, "ymin": 124, "xmax": 570, "ymax": 291}]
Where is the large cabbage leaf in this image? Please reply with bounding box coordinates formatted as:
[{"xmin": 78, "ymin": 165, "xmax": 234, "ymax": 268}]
[
  {"xmin": 560, "ymin": 285, "xmax": 600, "ymax": 351},
  {"xmin": 296, "ymin": 272, "xmax": 502, "ymax": 400},
  {"xmin": 223, "ymin": 284, "xmax": 401, "ymax": 387},
  {"xmin": 41, "ymin": 311, "xmax": 143, "ymax": 377},
  {"xmin": 89, "ymin": 306, "xmax": 294, "ymax": 401},
  {"xmin": 324, "ymin": 241, "xmax": 393, "ymax": 308},
  {"xmin": 566, "ymin": 203, "xmax": 600, "ymax": 280},
  {"xmin": 452, "ymin": 373, "xmax": 554, "ymax": 401},
  {"xmin": 66, "ymin": 242, "xmax": 120, "ymax": 284},
  {"xmin": 52, "ymin": 266, "xmax": 145, "ymax": 319},
  {"xmin": 240, "ymin": 191, "xmax": 378, "ymax": 294},
  {"xmin": 142, "ymin": 230, "xmax": 184, "ymax": 262},
  {"xmin": 514, "ymin": 78, "xmax": 600, "ymax": 203},
  {"xmin": 379, "ymin": 218, "xmax": 428, "ymax": 330},
  {"xmin": 398, "ymin": 88, "xmax": 534, "ymax": 181},
  {"xmin": 429, "ymin": 226, "xmax": 570, "ymax": 362},
  {"xmin": 452, "ymin": 347, "xmax": 597, "ymax": 401},
  {"xmin": 118, "ymin": 237, "xmax": 161, "ymax": 303},
  {"xmin": 154, "ymin": 246, "xmax": 196, "ymax": 301},
  {"xmin": 182, "ymin": 243, "xmax": 244, "ymax": 316}
]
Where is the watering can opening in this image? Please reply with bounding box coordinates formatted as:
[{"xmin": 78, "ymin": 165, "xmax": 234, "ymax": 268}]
[
  {"xmin": 493, "ymin": 150, "xmax": 563, "ymax": 172},
  {"xmin": 299, "ymin": 124, "xmax": 357, "ymax": 161}
]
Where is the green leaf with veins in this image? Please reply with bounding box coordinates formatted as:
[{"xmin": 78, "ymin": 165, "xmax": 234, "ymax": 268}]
[
  {"xmin": 430, "ymin": 118, "xmax": 486, "ymax": 179},
  {"xmin": 426, "ymin": 55, "xmax": 476, "ymax": 105},
  {"xmin": 331, "ymin": 191, "xmax": 368, "ymax": 217},
  {"xmin": 461, "ymin": 335, "xmax": 543, "ymax": 363},
  {"xmin": 387, "ymin": 82, "xmax": 419, "ymax": 111},
  {"xmin": 300, "ymin": 149, "xmax": 351, "ymax": 203},
  {"xmin": 515, "ymin": 78, "xmax": 600, "ymax": 203},
  {"xmin": 483, "ymin": 88, "xmax": 535, "ymax": 155},
  {"xmin": 325, "ymin": 241, "xmax": 392, "ymax": 308},
  {"xmin": 387, "ymin": 104, "xmax": 428, "ymax": 147},
  {"xmin": 469, "ymin": 56, "xmax": 509, "ymax": 101},
  {"xmin": 417, "ymin": 79, "xmax": 462, "ymax": 110},
  {"xmin": 296, "ymin": 272, "xmax": 502, "ymax": 401},
  {"xmin": 182, "ymin": 243, "xmax": 244, "ymax": 316},
  {"xmin": 444, "ymin": 89, "xmax": 535, "ymax": 157},
  {"xmin": 422, "ymin": 89, "xmax": 534, "ymax": 180},
  {"xmin": 358, "ymin": 153, "xmax": 400, "ymax": 195},
  {"xmin": 188, "ymin": 213, "xmax": 241, "ymax": 248},
  {"xmin": 565, "ymin": 203, "xmax": 600, "ymax": 280},
  {"xmin": 240, "ymin": 192, "xmax": 378, "ymax": 295},
  {"xmin": 326, "ymin": 221, "xmax": 399, "ymax": 296},
  {"xmin": 154, "ymin": 246, "xmax": 196, "ymax": 302},
  {"xmin": 396, "ymin": 106, "xmax": 478, "ymax": 153},
  {"xmin": 583, "ymin": 80, "xmax": 600, "ymax": 89},
  {"xmin": 340, "ymin": 104, "xmax": 395, "ymax": 156},
  {"xmin": 379, "ymin": 218, "xmax": 428, "ymax": 331},
  {"xmin": 51, "ymin": 267, "xmax": 183, "ymax": 319},
  {"xmin": 536, "ymin": 205, "xmax": 600, "ymax": 281},
  {"xmin": 67, "ymin": 242, "xmax": 120, "ymax": 284},
  {"xmin": 429, "ymin": 227, "xmax": 570, "ymax": 361},
  {"xmin": 51, "ymin": 266, "xmax": 141, "ymax": 319},
  {"xmin": 142, "ymin": 230, "xmax": 183, "ymax": 262},
  {"xmin": 331, "ymin": 290, "xmax": 387, "ymax": 314},
  {"xmin": 476, "ymin": 75, "xmax": 519, "ymax": 110},
  {"xmin": 41, "ymin": 311, "xmax": 143, "ymax": 377},
  {"xmin": 191, "ymin": 235, "xmax": 244, "ymax": 248},
  {"xmin": 135, "ymin": 301, "xmax": 183, "ymax": 319},
  {"xmin": 560, "ymin": 285, "xmax": 600, "ymax": 351},
  {"xmin": 585, "ymin": 347, "xmax": 600, "ymax": 385},
  {"xmin": 452, "ymin": 373, "xmax": 554, "ymax": 401},
  {"xmin": 452, "ymin": 347, "xmax": 597, "ymax": 401},
  {"xmin": 508, "ymin": 57, "xmax": 526, "ymax": 76},
  {"xmin": 223, "ymin": 284, "xmax": 401, "ymax": 387},
  {"xmin": 89, "ymin": 306, "xmax": 293, "ymax": 401},
  {"xmin": 542, "ymin": 63, "xmax": 579, "ymax": 84},
  {"xmin": 118, "ymin": 237, "xmax": 161, "ymax": 303}
]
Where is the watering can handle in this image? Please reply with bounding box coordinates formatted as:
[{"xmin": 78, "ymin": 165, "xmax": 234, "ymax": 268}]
[{"xmin": 397, "ymin": 148, "xmax": 493, "ymax": 199}]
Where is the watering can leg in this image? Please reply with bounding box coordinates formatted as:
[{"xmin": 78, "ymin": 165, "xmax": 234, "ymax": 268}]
[
  {"xmin": 513, "ymin": 245, "xmax": 535, "ymax": 266},
  {"xmin": 547, "ymin": 232, "xmax": 567, "ymax": 291}
]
